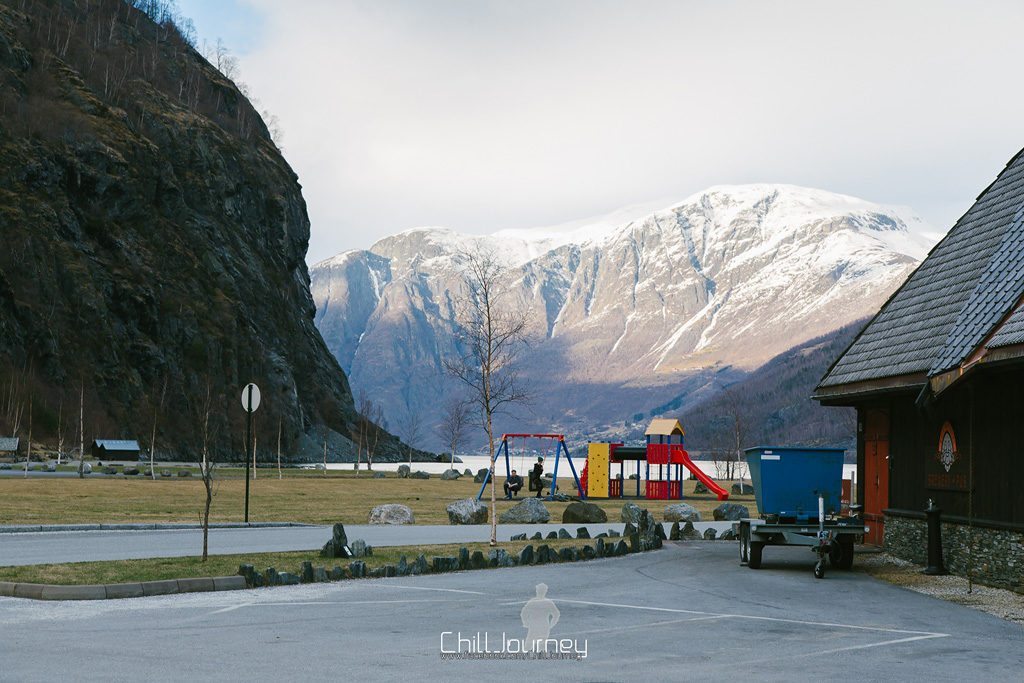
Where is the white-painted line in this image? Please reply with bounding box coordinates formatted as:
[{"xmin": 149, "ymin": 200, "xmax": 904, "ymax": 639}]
[
  {"xmin": 208, "ymin": 598, "xmax": 475, "ymax": 615},
  {"xmin": 356, "ymin": 584, "xmax": 490, "ymax": 596},
  {"xmin": 208, "ymin": 603, "xmax": 251, "ymax": 615},
  {"xmin": 798, "ymin": 633, "xmax": 950, "ymax": 657}
]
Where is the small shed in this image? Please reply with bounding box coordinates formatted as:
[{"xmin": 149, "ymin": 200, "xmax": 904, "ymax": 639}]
[
  {"xmin": 0, "ymin": 437, "xmax": 19, "ymax": 455},
  {"xmin": 645, "ymin": 418, "xmax": 685, "ymax": 445},
  {"xmin": 91, "ymin": 439, "xmax": 141, "ymax": 460}
]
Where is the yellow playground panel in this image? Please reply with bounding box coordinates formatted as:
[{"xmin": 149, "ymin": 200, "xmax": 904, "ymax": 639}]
[{"xmin": 587, "ymin": 442, "xmax": 610, "ymax": 498}]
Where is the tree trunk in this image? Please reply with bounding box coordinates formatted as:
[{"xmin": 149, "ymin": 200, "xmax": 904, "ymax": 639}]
[
  {"xmin": 277, "ymin": 419, "xmax": 282, "ymax": 480},
  {"xmin": 77, "ymin": 383, "xmax": 85, "ymax": 479}
]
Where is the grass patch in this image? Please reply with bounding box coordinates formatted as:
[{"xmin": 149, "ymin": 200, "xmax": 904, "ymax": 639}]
[
  {"xmin": 0, "ymin": 474, "xmax": 754, "ymax": 526},
  {"xmin": 0, "ymin": 539, "xmax": 599, "ymax": 585}
]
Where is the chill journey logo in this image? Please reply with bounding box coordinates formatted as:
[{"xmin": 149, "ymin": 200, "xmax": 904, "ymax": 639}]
[{"xmin": 440, "ymin": 584, "xmax": 588, "ymax": 660}]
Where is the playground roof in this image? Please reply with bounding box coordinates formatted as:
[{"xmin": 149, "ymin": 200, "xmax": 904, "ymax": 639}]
[{"xmin": 645, "ymin": 419, "xmax": 684, "ymax": 436}]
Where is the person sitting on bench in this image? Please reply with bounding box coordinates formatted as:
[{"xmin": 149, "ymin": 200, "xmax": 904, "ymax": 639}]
[{"xmin": 504, "ymin": 470, "xmax": 524, "ymax": 499}]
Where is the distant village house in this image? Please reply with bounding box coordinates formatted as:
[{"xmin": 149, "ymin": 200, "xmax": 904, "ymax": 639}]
[{"xmin": 91, "ymin": 440, "xmax": 142, "ymax": 460}]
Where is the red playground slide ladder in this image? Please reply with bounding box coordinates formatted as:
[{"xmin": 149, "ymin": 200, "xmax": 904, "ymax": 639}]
[{"xmin": 677, "ymin": 449, "xmax": 729, "ymax": 501}]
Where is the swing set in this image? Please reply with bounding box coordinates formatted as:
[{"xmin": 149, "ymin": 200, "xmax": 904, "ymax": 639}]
[{"xmin": 475, "ymin": 433, "xmax": 586, "ymax": 501}]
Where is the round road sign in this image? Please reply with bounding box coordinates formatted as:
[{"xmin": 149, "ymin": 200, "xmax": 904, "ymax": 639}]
[{"xmin": 241, "ymin": 383, "xmax": 261, "ymax": 413}]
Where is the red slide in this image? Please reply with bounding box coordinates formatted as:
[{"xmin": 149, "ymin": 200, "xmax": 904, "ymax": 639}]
[{"xmin": 678, "ymin": 450, "xmax": 730, "ymax": 501}]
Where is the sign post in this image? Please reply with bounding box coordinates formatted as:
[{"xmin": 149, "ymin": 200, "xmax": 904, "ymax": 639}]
[{"xmin": 241, "ymin": 383, "xmax": 261, "ymax": 523}]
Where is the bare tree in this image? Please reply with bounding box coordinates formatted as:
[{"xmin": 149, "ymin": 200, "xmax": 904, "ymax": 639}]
[
  {"xmin": 435, "ymin": 396, "xmax": 472, "ymax": 469},
  {"xmin": 711, "ymin": 387, "xmax": 746, "ymax": 482},
  {"xmin": 398, "ymin": 408, "xmax": 424, "ymax": 467},
  {"xmin": 56, "ymin": 395, "xmax": 65, "ymax": 466},
  {"xmin": 23, "ymin": 394, "xmax": 32, "ymax": 477},
  {"xmin": 356, "ymin": 394, "xmax": 385, "ymax": 472},
  {"xmin": 148, "ymin": 377, "xmax": 168, "ymax": 480},
  {"xmin": 197, "ymin": 384, "xmax": 218, "ymax": 561},
  {"xmin": 276, "ymin": 417, "xmax": 283, "ymax": 480},
  {"xmin": 443, "ymin": 247, "xmax": 531, "ymax": 545},
  {"xmin": 77, "ymin": 381, "xmax": 86, "ymax": 479}
]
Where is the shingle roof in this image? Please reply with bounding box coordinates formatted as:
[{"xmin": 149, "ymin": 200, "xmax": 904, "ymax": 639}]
[
  {"xmin": 819, "ymin": 148, "xmax": 1024, "ymax": 390},
  {"xmin": 0, "ymin": 437, "xmax": 19, "ymax": 452},
  {"xmin": 987, "ymin": 303, "xmax": 1024, "ymax": 349},
  {"xmin": 92, "ymin": 439, "xmax": 141, "ymax": 451}
]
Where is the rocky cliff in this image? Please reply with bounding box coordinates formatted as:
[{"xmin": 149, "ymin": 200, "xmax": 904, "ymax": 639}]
[{"xmin": 0, "ymin": 0, "xmax": 410, "ymax": 461}]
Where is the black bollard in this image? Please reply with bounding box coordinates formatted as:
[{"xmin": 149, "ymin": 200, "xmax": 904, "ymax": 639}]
[{"xmin": 923, "ymin": 498, "xmax": 947, "ymax": 575}]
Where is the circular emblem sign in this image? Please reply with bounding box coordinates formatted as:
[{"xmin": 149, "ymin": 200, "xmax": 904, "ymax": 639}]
[{"xmin": 936, "ymin": 421, "xmax": 957, "ymax": 473}]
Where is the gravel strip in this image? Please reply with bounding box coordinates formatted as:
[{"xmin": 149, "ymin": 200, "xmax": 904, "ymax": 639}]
[{"xmin": 858, "ymin": 553, "xmax": 1024, "ymax": 624}]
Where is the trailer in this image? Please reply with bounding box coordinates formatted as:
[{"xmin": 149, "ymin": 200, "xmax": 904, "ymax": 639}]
[{"xmin": 737, "ymin": 447, "xmax": 867, "ymax": 579}]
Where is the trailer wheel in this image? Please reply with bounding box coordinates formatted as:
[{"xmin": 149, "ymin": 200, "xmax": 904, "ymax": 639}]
[
  {"xmin": 739, "ymin": 524, "xmax": 750, "ymax": 565},
  {"xmin": 828, "ymin": 543, "xmax": 842, "ymax": 568},
  {"xmin": 748, "ymin": 542, "xmax": 764, "ymax": 569}
]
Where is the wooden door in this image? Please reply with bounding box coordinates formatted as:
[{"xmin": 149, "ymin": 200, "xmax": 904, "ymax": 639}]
[{"xmin": 863, "ymin": 409, "xmax": 890, "ymax": 546}]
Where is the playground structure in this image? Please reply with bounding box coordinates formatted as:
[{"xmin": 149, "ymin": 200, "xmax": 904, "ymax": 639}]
[
  {"xmin": 583, "ymin": 419, "xmax": 729, "ymax": 501},
  {"xmin": 475, "ymin": 433, "xmax": 585, "ymax": 501}
]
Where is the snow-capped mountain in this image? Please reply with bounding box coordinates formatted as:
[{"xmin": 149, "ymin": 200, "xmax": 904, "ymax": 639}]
[{"xmin": 311, "ymin": 184, "xmax": 936, "ymax": 449}]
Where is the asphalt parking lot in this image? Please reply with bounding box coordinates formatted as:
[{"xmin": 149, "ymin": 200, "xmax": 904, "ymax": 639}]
[{"xmin": 0, "ymin": 541, "xmax": 1020, "ymax": 681}]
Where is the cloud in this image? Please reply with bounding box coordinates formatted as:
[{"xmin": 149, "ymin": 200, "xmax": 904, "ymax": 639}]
[{"xmin": 222, "ymin": 0, "xmax": 1024, "ymax": 262}]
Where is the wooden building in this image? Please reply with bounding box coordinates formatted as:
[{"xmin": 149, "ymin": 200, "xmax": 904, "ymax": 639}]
[
  {"xmin": 91, "ymin": 439, "xmax": 142, "ymax": 460},
  {"xmin": 0, "ymin": 437, "xmax": 19, "ymax": 458},
  {"xmin": 815, "ymin": 148, "xmax": 1024, "ymax": 588}
]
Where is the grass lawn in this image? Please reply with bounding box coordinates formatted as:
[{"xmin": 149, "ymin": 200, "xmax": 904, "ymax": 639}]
[
  {"xmin": 0, "ymin": 539, "xmax": 597, "ymax": 585},
  {"xmin": 0, "ymin": 472, "xmax": 755, "ymax": 526}
]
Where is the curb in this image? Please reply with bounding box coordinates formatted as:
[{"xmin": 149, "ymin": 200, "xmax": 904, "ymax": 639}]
[
  {"xmin": 0, "ymin": 576, "xmax": 247, "ymax": 601},
  {"xmin": 0, "ymin": 522, "xmax": 314, "ymax": 534}
]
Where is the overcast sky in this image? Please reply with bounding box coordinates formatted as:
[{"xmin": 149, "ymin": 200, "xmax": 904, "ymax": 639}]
[{"xmin": 178, "ymin": 0, "xmax": 1024, "ymax": 264}]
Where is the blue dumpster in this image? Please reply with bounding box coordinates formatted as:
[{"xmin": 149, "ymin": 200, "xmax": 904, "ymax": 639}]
[{"xmin": 744, "ymin": 447, "xmax": 844, "ymax": 520}]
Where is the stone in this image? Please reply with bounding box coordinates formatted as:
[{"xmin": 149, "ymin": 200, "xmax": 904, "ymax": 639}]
[
  {"xmin": 373, "ymin": 472, "xmax": 386, "ymax": 478},
  {"xmin": 629, "ymin": 533, "xmax": 641, "ymax": 553},
  {"xmin": 670, "ymin": 521, "xmax": 681, "ymax": 541},
  {"xmin": 473, "ymin": 468, "xmax": 489, "ymax": 483},
  {"xmin": 713, "ymin": 503, "xmax": 750, "ymax": 521},
  {"xmin": 433, "ymin": 556, "xmax": 460, "ymax": 572},
  {"xmin": 731, "ymin": 482, "xmax": 754, "ymax": 495},
  {"xmin": 300, "ymin": 561, "xmax": 315, "ymax": 583},
  {"xmin": 160, "ymin": 469, "xmax": 172, "ymax": 477},
  {"xmin": 278, "ymin": 572, "xmax": 300, "ymax": 585},
  {"xmin": 703, "ymin": 528, "xmax": 718, "ymax": 540},
  {"xmin": 719, "ymin": 528, "xmax": 737, "ymax": 541},
  {"xmin": 463, "ymin": 468, "xmax": 474, "ymax": 477},
  {"xmin": 320, "ymin": 523, "xmax": 352, "ymax": 558},
  {"xmin": 607, "ymin": 530, "xmax": 620, "ymax": 537},
  {"xmin": 576, "ymin": 527, "xmax": 591, "ymax": 539},
  {"xmin": 383, "ymin": 565, "xmax": 397, "ymax": 577},
  {"xmin": 329, "ymin": 566, "xmax": 345, "ymax": 581},
  {"xmin": 498, "ymin": 498, "xmax": 550, "ymax": 524},
  {"xmin": 510, "ymin": 533, "xmax": 527, "ymax": 541},
  {"xmin": 561, "ymin": 501, "xmax": 608, "ymax": 524},
  {"xmin": 595, "ymin": 538, "xmax": 605, "ymax": 556},
  {"xmin": 411, "ymin": 555, "xmax": 429, "ymax": 575},
  {"xmin": 397, "ymin": 464, "xmax": 411, "ymax": 478},
  {"xmin": 664, "ymin": 503, "xmax": 702, "ymax": 523},
  {"xmin": 446, "ymin": 498, "xmax": 488, "ymax": 525},
  {"xmin": 470, "ymin": 551, "xmax": 487, "ymax": 570},
  {"xmin": 624, "ymin": 522, "xmax": 637, "ymax": 537},
  {"xmin": 536, "ymin": 545, "xmax": 552, "ymax": 564},
  {"xmin": 123, "ymin": 467, "xmax": 140, "ymax": 475},
  {"xmin": 177, "ymin": 470, "xmax": 191, "ymax": 477},
  {"xmin": 351, "ymin": 539, "xmax": 368, "ymax": 558},
  {"xmin": 680, "ymin": 521, "xmax": 703, "ymax": 541},
  {"xmin": 459, "ymin": 547, "xmax": 470, "ymax": 570},
  {"xmin": 103, "ymin": 467, "xmax": 118, "ymax": 475},
  {"xmin": 557, "ymin": 528, "xmax": 572, "ymax": 539},
  {"xmin": 530, "ymin": 532, "xmax": 543, "ymax": 541},
  {"xmin": 621, "ymin": 503, "xmax": 645, "ymax": 524},
  {"xmin": 581, "ymin": 545, "xmax": 596, "ymax": 560},
  {"xmin": 694, "ymin": 482, "xmax": 709, "ymax": 494},
  {"xmin": 397, "ymin": 556, "xmax": 409, "ymax": 576},
  {"xmin": 237, "ymin": 564, "xmax": 256, "ymax": 587},
  {"xmin": 266, "ymin": 567, "xmax": 280, "ymax": 586},
  {"xmin": 348, "ymin": 561, "xmax": 367, "ymax": 578},
  {"xmin": 615, "ymin": 540, "xmax": 629, "ymax": 556},
  {"xmin": 369, "ymin": 503, "xmax": 416, "ymax": 525},
  {"xmin": 519, "ymin": 545, "xmax": 535, "ymax": 565},
  {"xmin": 440, "ymin": 469, "xmax": 461, "ymax": 480},
  {"xmin": 410, "ymin": 471, "xmax": 430, "ymax": 480},
  {"xmin": 546, "ymin": 531, "xmax": 559, "ymax": 540},
  {"xmin": 595, "ymin": 532, "xmax": 608, "ymax": 538},
  {"xmin": 80, "ymin": 462, "xmax": 92, "ymax": 474},
  {"xmin": 314, "ymin": 566, "xmax": 329, "ymax": 582},
  {"xmin": 559, "ymin": 548, "xmax": 576, "ymax": 562}
]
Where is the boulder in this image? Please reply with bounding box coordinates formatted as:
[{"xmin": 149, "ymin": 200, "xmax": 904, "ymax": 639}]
[
  {"xmin": 463, "ymin": 468, "xmax": 473, "ymax": 477},
  {"xmin": 160, "ymin": 469, "xmax": 172, "ymax": 477},
  {"xmin": 730, "ymin": 482, "xmax": 754, "ymax": 495},
  {"xmin": 102, "ymin": 466, "xmax": 117, "ymax": 475},
  {"xmin": 397, "ymin": 464, "xmax": 411, "ymax": 478},
  {"xmin": 546, "ymin": 531, "xmax": 559, "ymax": 539},
  {"xmin": 410, "ymin": 471, "xmax": 430, "ymax": 480},
  {"xmin": 498, "ymin": 498, "xmax": 551, "ymax": 524},
  {"xmin": 713, "ymin": 503, "xmax": 750, "ymax": 521},
  {"xmin": 80, "ymin": 462, "xmax": 92, "ymax": 474},
  {"xmin": 669, "ymin": 521, "xmax": 680, "ymax": 541},
  {"xmin": 519, "ymin": 545, "xmax": 535, "ymax": 565},
  {"xmin": 123, "ymin": 467, "xmax": 140, "ymax": 475},
  {"xmin": 620, "ymin": 503, "xmax": 645, "ymax": 524},
  {"xmin": 576, "ymin": 527, "xmax": 590, "ymax": 539},
  {"xmin": 320, "ymin": 523, "xmax": 352, "ymax": 558},
  {"xmin": 373, "ymin": 471, "xmax": 386, "ymax": 478},
  {"xmin": 694, "ymin": 482, "xmax": 709, "ymax": 494},
  {"xmin": 664, "ymin": 503, "xmax": 702, "ymax": 523},
  {"xmin": 473, "ymin": 468, "xmax": 489, "ymax": 483},
  {"xmin": 703, "ymin": 528, "xmax": 717, "ymax": 540},
  {"xmin": 446, "ymin": 498, "xmax": 488, "ymax": 525},
  {"xmin": 680, "ymin": 521, "xmax": 703, "ymax": 541},
  {"xmin": 557, "ymin": 528, "xmax": 572, "ymax": 539},
  {"xmin": 440, "ymin": 469, "xmax": 461, "ymax": 480},
  {"xmin": 369, "ymin": 503, "xmax": 416, "ymax": 525},
  {"xmin": 177, "ymin": 470, "xmax": 191, "ymax": 477},
  {"xmin": 719, "ymin": 528, "xmax": 738, "ymax": 541},
  {"xmin": 530, "ymin": 532, "xmax": 543, "ymax": 541}
]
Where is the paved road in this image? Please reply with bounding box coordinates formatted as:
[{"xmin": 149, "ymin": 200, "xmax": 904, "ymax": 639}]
[
  {"xmin": 0, "ymin": 523, "xmax": 727, "ymax": 566},
  {"xmin": 1, "ymin": 542, "xmax": 1020, "ymax": 681}
]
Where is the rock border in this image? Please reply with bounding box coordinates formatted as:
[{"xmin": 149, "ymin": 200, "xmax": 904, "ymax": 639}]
[{"xmin": 0, "ymin": 576, "xmax": 246, "ymax": 601}]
